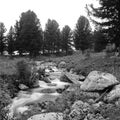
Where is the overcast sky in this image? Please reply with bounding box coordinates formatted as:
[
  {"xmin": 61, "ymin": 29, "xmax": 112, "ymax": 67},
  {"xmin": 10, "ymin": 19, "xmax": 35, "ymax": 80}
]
[{"xmin": 0, "ymin": 0, "xmax": 99, "ymax": 32}]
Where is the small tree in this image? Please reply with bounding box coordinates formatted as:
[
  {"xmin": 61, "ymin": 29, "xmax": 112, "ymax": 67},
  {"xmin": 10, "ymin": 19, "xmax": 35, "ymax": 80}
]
[
  {"xmin": 61, "ymin": 25, "xmax": 72, "ymax": 55},
  {"xmin": 93, "ymin": 28, "xmax": 107, "ymax": 52},
  {"xmin": 16, "ymin": 60, "xmax": 40, "ymax": 88},
  {"xmin": 0, "ymin": 22, "xmax": 6, "ymax": 55},
  {"xmin": 44, "ymin": 19, "xmax": 60, "ymax": 54},
  {"xmin": 14, "ymin": 20, "xmax": 22, "ymax": 55},
  {"xmin": 7, "ymin": 26, "xmax": 15, "ymax": 55},
  {"xmin": 74, "ymin": 16, "xmax": 92, "ymax": 53}
]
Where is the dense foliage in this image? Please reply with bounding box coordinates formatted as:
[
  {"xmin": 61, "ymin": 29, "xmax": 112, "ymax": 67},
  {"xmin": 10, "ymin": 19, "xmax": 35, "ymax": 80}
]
[
  {"xmin": 1, "ymin": 10, "xmax": 97, "ymax": 56},
  {"xmin": 14, "ymin": 10, "xmax": 43, "ymax": 56},
  {"xmin": 7, "ymin": 26, "xmax": 15, "ymax": 55},
  {"xmin": 44, "ymin": 19, "xmax": 61, "ymax": 54},
  {"xmin": 87, "ymin": 0, "xmax": 120, "ymax": 48},
  {"xmin": 16, "ymin": 60, "xmax": 39, "ymax": 88},
  {"xmin": 61, "ymin": 25, "xmax": 72, "ymax": 55},
  {"xmin": 93, "ymin": 28, "xmax": 107, "ymax": 52},
  {"xmin": 0, "ymin": 22, "xmax": 6, "ymax": 55},
  {"xmin": 1, "ymin": 0, "xmax": 119, "ymax": 56},
  {"xmin": 0, "ymin": 78, "xmax": 12, "ymax": 120},
  {"xmin": 74, "ymin": 16, "xmax": 92, "ymax": 53}
]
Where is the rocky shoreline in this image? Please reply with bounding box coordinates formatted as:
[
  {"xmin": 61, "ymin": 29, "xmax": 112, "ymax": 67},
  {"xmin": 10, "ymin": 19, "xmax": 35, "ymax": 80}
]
[{"xmin": 9, "ymin": 61, "xmax": 120, "ymax": 120}]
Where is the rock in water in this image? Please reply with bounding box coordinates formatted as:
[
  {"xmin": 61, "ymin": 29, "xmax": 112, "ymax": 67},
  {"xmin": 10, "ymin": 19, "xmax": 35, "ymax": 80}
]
[
  {"xmin": 60, "ymin": 72, "xmax": 82, "ymax": 84},
  {"xmin": 28, "ymin": 112, "xmax": 63, "ymax": 120},
  {"xmin": 80, "ymin": 71, "xmax": 119, "ymax": 91},
  {"xmin": 105, "ymin": 84, "xmax": 120, "ymax": 102},
  {"xmin": 19, "ymin": 84, "xmax": 29, "ymax": 90},
  {"xmin": 58, "ymin": 61, "xmax": 66, "ymax": 68}
]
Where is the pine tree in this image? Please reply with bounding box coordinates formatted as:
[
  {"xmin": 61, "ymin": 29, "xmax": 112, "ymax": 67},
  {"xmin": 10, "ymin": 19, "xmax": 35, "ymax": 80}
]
[
  {"xmin": 15, "ymin": 10, "xmax": 43, "ymax": 56},
  {"xmin": 61, "ymin": 25, "xmax": 72, "ymax": 55},
  {"xmin": 14, "ymin": 20, "xmax": 22, "ymax": 55},
  {"xmin": 93, "ymin": 28, "xmax": 107, "ymax": 52},
  {"xmin": 44, "ymin": 19, "xmax": 60, "ymax": 54},
  {"xmin": 86, "ymin": 0, "xmax": 120, "ymax": 48},
  {"xmin": 55, "ymin": 29, "xmax": 61, "ymax": 54},
  {"xmin": 74, "ymin": 16, "xmax": 92, "ymax": 53},
  {"xmin": 7, "ymin": 26, "xmax": 15, "ymax": 55},
  {"xmin": 0, "ymin": 22, "xmax": 6, "ymax": 55}
]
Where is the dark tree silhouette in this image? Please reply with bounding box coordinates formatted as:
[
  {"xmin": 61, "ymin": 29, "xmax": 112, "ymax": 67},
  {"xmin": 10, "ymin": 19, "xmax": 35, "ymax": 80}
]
[
  {"xmin": 0, "ymin": 22, "xmax": 6, "ymax": 55},
  {"xmin": 86, "ymin": 0, "xmax": 120, "ymax": 49},
  {"xmin": 44, "ymin": 19, "xmax": 61, "ymax": 54},
  {"xmin": 15, "ymin": 10, "xmax": 43, "ymax": 56},
  {"xmin": 74, "ymin": 16, "xmax": 92, "ymax": 53},
  {"xmin": 61, "ymin": 25, "xmax": 72, "ymax": 55},
  {"xmin": 14, "ymin": 20, "xmax": 22, "ymax": 55},
  {"xmin": 7, "ymin": 26, "xmax": 15, "ymax": 55},
  {"xmin": 93, "ymin": 28, "xmax": 107, "ymax": 52}
]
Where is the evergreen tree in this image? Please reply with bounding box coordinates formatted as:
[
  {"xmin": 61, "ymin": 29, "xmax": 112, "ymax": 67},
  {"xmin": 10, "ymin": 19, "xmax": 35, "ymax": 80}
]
[
  {"xmin": 61, "ymin": 25, "xmax": 72, "ymax": 55},
  {"xmin": 15, "ymin": 10, "xmax": 43, "ymax": 56},
  {"xmin": 7, "ymin": 26, "xmax": 15, "ymax": 55},
  {"xmin": 55, "ymin": 28, "xmax": 61, "ymax": 54},
  {"xmin": 14, "ymin": 20, "xmax": 22, "ymax": 55},
  {"xmin": 0, "ymin": 22, "xmax": 6, "ymax": 55},
  {"xmin": 44, "ymin": 19, "xmax": 60, "ymax": 54},
  {"xmin": 86, "ymin": 0, "xmax": 120, "ymax": 48},
  {"xmin": 93, "ymin": 28, "xmax": 107, "ymax": 52},
  {"xmin": 74, "ymin": 16, "xmax": 91, "ymax": 53}
]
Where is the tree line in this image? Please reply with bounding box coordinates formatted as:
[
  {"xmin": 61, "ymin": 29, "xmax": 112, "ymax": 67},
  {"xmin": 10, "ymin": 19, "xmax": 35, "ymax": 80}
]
[
  {"xmin": 0, "ymin": 10, "xmax": 92, "ymax": 57},
  {"xmin": 0, "ymin": 0, "xmax": 119, "ymax": 57}
]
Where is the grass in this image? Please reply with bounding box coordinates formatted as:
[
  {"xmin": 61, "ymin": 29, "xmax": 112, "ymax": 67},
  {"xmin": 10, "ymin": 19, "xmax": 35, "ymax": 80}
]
[
  {"xmin": 1, "ymin": 52, "xmax": 120, "ymax": 119},
  {"xmin": 0, "ymin": 56, "xmax": 30, "ymax": 75},
  {"xmin": 48, "ymin": 52, "xmax": 120, "ymax": 80}
]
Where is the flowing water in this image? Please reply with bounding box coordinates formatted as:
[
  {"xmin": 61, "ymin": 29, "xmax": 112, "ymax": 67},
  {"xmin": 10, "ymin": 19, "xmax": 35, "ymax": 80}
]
[{"xmin": 9, "ymin": 61, "xmax": 70, "ymax": 117}]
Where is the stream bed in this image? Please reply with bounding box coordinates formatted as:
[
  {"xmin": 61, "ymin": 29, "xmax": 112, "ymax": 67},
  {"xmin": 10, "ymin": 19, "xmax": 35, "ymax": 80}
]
[{"xmin": 9, "ymin": 61, "xmax": 70, "ymax": 118}]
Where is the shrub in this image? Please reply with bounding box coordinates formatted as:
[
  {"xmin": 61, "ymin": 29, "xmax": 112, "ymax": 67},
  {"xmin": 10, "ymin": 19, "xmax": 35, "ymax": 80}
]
[
  {"xmin": 37, "ymin": 67, "xmax": 45, "ymax": 79},
  {"xmin": 0, "ymin": 74, "xmax": 19, "ymax": 98},
  {"xmin": 16, "ymin": 60, "xmax": 37, "ymax": 88},
  {"xmin": 0, "ymin": 78, "xmax": 12, "ymax": 120}
]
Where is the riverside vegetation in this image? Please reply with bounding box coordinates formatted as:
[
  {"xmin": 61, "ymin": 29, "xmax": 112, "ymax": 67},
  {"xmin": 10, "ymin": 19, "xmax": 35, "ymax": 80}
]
[{"xmin": 1, "ymin": 52, "xmax": 120, "ymax": 120}]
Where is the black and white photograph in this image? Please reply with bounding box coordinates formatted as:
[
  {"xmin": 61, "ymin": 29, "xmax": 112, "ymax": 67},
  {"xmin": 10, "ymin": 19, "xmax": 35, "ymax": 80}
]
[{"xmin": 0, "ymin": 0, "xmax": 120, "ymax": 119}]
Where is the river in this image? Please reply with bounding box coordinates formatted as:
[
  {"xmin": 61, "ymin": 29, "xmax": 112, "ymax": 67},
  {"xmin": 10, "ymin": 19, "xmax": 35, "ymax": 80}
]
[{"xmin": 9, "ymin": 61, "xmax": 70, "ymax": 118}]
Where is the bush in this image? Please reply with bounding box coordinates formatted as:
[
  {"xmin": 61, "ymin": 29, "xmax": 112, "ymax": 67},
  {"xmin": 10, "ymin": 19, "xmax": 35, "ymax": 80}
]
[
  {"xmin": 0, "ymin": 78, "xmax": 12, "ymax": 120},
  {"xmin": 0, "ymin": 90, "xmax": 11, "ymax": 120},
  {"xmin": 37, "ymin": 67, "xmax": 45, "ymax": 79},
  {"xmin": 0, "ymin": 74, "xmax": 19, "ymax": 98},
  {"xmin": 16, "ymin": 60, "xmax": 37, "ymax": 88}
]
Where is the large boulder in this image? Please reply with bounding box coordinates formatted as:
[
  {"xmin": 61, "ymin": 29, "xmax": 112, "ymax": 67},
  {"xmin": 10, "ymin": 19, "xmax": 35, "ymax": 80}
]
[
  {"xmin": 60, "ymin": 72, "xmax": 82, "ymax": 84},
  {"xmin": 80, "ymin": 71, "xmax": 119, "ymax": 91},
  {"xmin": 105, "ymin": 84, "xmax": 120, "ymax": 102},
  {"xmin": 27, "ymin": 112, "xmax": 63, "ymax": 120}
]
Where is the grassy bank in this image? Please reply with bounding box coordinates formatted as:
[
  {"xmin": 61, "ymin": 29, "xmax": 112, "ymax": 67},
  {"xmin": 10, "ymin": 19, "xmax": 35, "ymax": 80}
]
[
  {"xmin": 0, "ymin": 56, "xmax": 31, "ymax": 75},
  {"xmin": 1, "ymin": 52, "xmax": 120, "ymax": 80},
  {"xmin": 1, "ymin": 52, "xmax": 120, "ymax": 119},
  {"xmin": 49, "ymin": 52, "xmax": 120, "ymax": 80}
]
